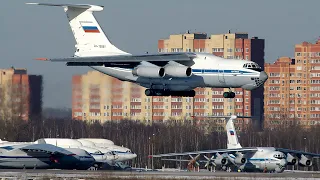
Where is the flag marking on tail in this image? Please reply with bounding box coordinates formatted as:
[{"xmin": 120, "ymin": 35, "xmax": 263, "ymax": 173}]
[
  {"xmin": 80, "ymin": 21, "xmax": 100, "ymax": 33},
  {"xmin": 229, "ymin": 130, "xmax": 235, "ymax": 135}
]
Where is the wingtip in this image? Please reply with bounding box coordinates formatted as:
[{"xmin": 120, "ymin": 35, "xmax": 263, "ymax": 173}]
[
  {"xmin": 26, "ymin": 2, "xmax": 38, "ymax": 5},
  {"xmin": 35, "ymin": 58, "xmax": 48, "ymax": 61}
]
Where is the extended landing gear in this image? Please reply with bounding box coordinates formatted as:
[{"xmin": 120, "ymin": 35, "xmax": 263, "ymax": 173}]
[
  {"xmin": 223, "ymin": 91, "xmax": 235, "ymax": 98},
  {"xmin": 145, "ymin": 89, "xmax": 195, "ymax": 97}
]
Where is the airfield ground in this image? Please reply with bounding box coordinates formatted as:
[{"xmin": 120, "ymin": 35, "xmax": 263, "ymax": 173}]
[{"xmin": 0, "ymin": 169, "xmax": 319, "ymax": 180}]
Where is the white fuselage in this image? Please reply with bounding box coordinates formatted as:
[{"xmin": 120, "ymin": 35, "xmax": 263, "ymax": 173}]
[
  {"xmin": 0, "ymin": 143, "xmax": 95, "ymax": 170},
  {"xmin": 91, "ymin": 53, "xmax": 267, "ymax": 91},
  {"xmin": 231, "ymin": 147, "xmax": 286, "ymax": 173},
  {"xmin": 34, "ymin": 138, "xmax": 137, "ymax": 164}
]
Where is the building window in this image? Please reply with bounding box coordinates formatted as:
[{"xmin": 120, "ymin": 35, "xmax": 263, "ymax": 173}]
[{"xmin": 171, "ymin": 48, "xmax": 183, "ymax": 52}]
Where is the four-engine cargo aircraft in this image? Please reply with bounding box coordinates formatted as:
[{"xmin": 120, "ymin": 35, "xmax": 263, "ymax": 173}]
[
  {"xmin": 27, "ymin": 3, "xmax": 268, "ymax": 98},
  {"xmin": 151, "ymin": 115, "xmax": 320, "ymax": 173},
  {"xmin": 0, "ymin": 143, "xmax": 95, "ymax": 169},
  {"xmin": 35, "ymin": 138, "xmax": 137, "ymax": 169}
]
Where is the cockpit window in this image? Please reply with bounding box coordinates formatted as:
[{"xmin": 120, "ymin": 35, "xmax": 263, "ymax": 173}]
[
  {"xmin": 274, "ymin": 153, "xmax": 285, "ymax": 159},
  {"xmin": 243, "ymin": 62, "xmax": 262, "ymax": 72}
]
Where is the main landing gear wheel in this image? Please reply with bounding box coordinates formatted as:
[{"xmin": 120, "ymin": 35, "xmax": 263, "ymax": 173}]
[
  {"xmin": 145, "ymin": 89, "xmax": 153, "ymax": 96},
  {"xmin": 223, "ymin": 92, "xmax": 235, "ymax": 98}
]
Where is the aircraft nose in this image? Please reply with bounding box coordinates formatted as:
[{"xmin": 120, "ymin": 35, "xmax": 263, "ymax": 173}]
[
  {"xmin": 132, "ymin": 153, "xmax": 137, "ymax": 158},
  {"xmin": 260, "ymin": 71, "xmax": 268, "ymax": 82}
]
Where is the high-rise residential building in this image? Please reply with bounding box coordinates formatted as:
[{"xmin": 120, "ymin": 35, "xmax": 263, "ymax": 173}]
[
  {"xmin": 73, "ymin": 71, "xmax": 246, "ymax": 130},
  {"xmin": 0, "ymin": 67, "xmax": 42, "ymax": 121},
  {"xmin": 264, "ymin": 40, "xmax": 320, "ymax": 127},
  {"xmin": 158, "ymin": 32, "xmax": 265, "ymax": 128}
]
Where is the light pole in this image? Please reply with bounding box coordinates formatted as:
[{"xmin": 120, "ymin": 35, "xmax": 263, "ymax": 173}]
[
  {"xmin": 152, "ymin": 133, "xmax": 155, "ymax": 170},
  {"xmin": 303, "ymin": 137, "xmax": 307, "ymax": 171}
]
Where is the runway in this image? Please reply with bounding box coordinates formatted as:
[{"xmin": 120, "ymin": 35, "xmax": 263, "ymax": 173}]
[{"xmin": 0, "ymin": 169, "xmax": 319, "ymax": 180}]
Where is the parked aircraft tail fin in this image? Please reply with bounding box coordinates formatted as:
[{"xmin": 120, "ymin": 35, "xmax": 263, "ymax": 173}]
[{"xmin": 226, "ymin": 115, "xmax": 242, "ymax": 149}]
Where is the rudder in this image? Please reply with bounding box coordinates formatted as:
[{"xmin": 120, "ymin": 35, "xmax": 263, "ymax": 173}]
[
  {"xmin": 27, "ymin": 3, "xmax": 130, "ymax": 57},
  {"xmin": 226, "ymin": 115, "xmax": 242, "ymax": 149}
]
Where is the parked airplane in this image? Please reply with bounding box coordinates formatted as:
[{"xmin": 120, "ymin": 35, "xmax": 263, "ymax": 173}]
[
  {"xmin": 0, "ymin": 143, "xmax": 95, "ymax": 169},
  {"xmin": 151, "ymin": 115, "xmax": 320, "ymax": 173},
  {"xmin": 35, "ymin": 138, "xmax": 136, "ymax": 169},
  {"xmin": 77, "ymin": 138, "xmax": 136, "ymax": 160},
  {"xmin": 27, "ymin": 3, "xmax": 268, "ymax": 98}
]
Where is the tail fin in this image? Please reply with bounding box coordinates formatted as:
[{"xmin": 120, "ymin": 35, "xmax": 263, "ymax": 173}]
[
  {"xmin": 27, "ymin": 3, "xmax": 130, "ymax": 57},
  {"xmin": 226, "ymin": 115, "xmax": 242, "ymax": 149}
]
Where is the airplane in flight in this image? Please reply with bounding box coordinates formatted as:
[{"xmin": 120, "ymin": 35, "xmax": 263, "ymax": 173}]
[
  {"xmin": 27, "ymin": 3, "xmax": 268, "ymax": 98},
  {"xmin": 151, "ymin": 115, "xmax": 320, "ymax": 173},
  {"xmin": 0, "ymin": 143, "xmax": 95, "ymax": 169}
]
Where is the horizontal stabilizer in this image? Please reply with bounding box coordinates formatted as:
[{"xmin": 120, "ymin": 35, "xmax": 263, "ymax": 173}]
[{"xmin": 26, "ymin": 3, "xmax": 103, "ymax": 11}]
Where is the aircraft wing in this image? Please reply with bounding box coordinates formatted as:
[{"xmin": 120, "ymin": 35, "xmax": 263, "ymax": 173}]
[
  {"xmin": 36, "ymin": 52, "xmax": 197, "ymax": 67},
  {"xmin": 276, "ymin": 148, "xmax": 320, "ymax": 158},
  {"xmin": 151, "ymin": 147, "xmax": 258, "ymax": 158},
  {"xmin": 19, "ymin": 144, "xmax": 73, "ymax": 156},
  {"xmin": 159, "ymin": 159, "xmax": 208, "ymax": 163}
]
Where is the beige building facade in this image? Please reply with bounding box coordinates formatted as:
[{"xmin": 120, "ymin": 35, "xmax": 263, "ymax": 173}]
[
  {"xmin": 264, "ymin": 40, "xmax": 320, "ymax": 127},
  {"xmin": 72, "ymin": 32, "xmax": 265, "ymax": 128}
]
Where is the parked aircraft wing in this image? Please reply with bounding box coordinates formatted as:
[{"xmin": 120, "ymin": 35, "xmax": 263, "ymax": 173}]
[
  {"xmin": 151, "ymin": 147, "xmax": 258, "ymax": 158},
  {"xmin": 19, "ymin": 144, "xmax": 73, "ymax": 156},
  {"xmin": 276, "ymin": 148, "xmax": 320, "ymax": 158},
  {"xmin": 159, "ymin": 159, "xmax": 207, "ymax": 163},
  {"xmin": 35, "ymin": 53, "xmax": 197, "ymax": 67}
]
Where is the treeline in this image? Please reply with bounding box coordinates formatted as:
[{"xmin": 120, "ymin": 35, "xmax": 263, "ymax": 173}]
[{"xmin": 0, "ymin": 118, "xmax": 320, "ymax": 170}]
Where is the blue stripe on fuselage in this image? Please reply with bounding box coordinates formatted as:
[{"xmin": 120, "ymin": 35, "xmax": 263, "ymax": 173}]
[
  {"xmin": 113, "ymin": 67, "xmax": 256, "ymax": 74},
  {"xmin": 192, "ymin": 69, "xmax": 254, "ymax": 74},
  {"xmin": 229, "ymin": 155, "xmax": 279, "ymax": 162}
]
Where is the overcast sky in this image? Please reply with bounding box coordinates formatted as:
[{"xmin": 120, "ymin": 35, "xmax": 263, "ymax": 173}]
[{"xmin": 0, "ymin": 0, "xmax": 319, "ymax": 108}]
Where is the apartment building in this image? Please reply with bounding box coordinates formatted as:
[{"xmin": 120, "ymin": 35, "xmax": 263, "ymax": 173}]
[
  {"xmin": 72, "ymin": 71, "xmax": 248, "ymax": 128},
  {"xmin": 0, "ymin": 67, "xmax": 42, "ymax": 121},
  {"xmin": 72, "ymin": 32, "xmax": 265, "ymax": 129},
  {"xmin": 158, "ymin": 32, "xmax": 265, "ymax": 128},
  {"xmin": 264, "ymin": 40, "xmax": 320, "ymax": 127}
]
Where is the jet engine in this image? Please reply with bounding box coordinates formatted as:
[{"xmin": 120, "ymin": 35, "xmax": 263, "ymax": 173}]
[
  {"xmin": 164, "ymin": 65, "xmax": 192, "ymax": 77},
  {"xmin": 132, "ymin": 66, "xmax": 165, "ymax": 78},
  {"xmin": 234, "ymin": 153, "xmax": 247, "ymax": 165},
  {"xmin": 286, "ymin": 153, "xmax": 298, "ymax": 165},
  {"xmin": 298, "ymin": 154, "xmax": 312, "ymax": 166},
  {"xmin": 214, "ymin": 154, "xmax": 230, "ymax": 166}
]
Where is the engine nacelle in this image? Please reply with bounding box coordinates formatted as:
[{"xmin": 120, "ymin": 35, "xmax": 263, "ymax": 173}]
[
  {"xmin": 286, "ymin": 153, "xmax": 298, "ymax": 165},
  {"xmin": 132, "ymin": 66, "xmax": 165, "ymax": 78},
  {"xmin": 215, "ymin": 157, "xmax": 229, "ymax": 166},
  {"xmin": 299, "ymin": 154, "xmax": 312, "ymax": 166},
  {"xmin": 164, "ymin": 65, "xmax": 192, "ymax": 77},
  {"xmin": 234, "ymin": 153, "xmax": 247, "ymax": 165}
]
